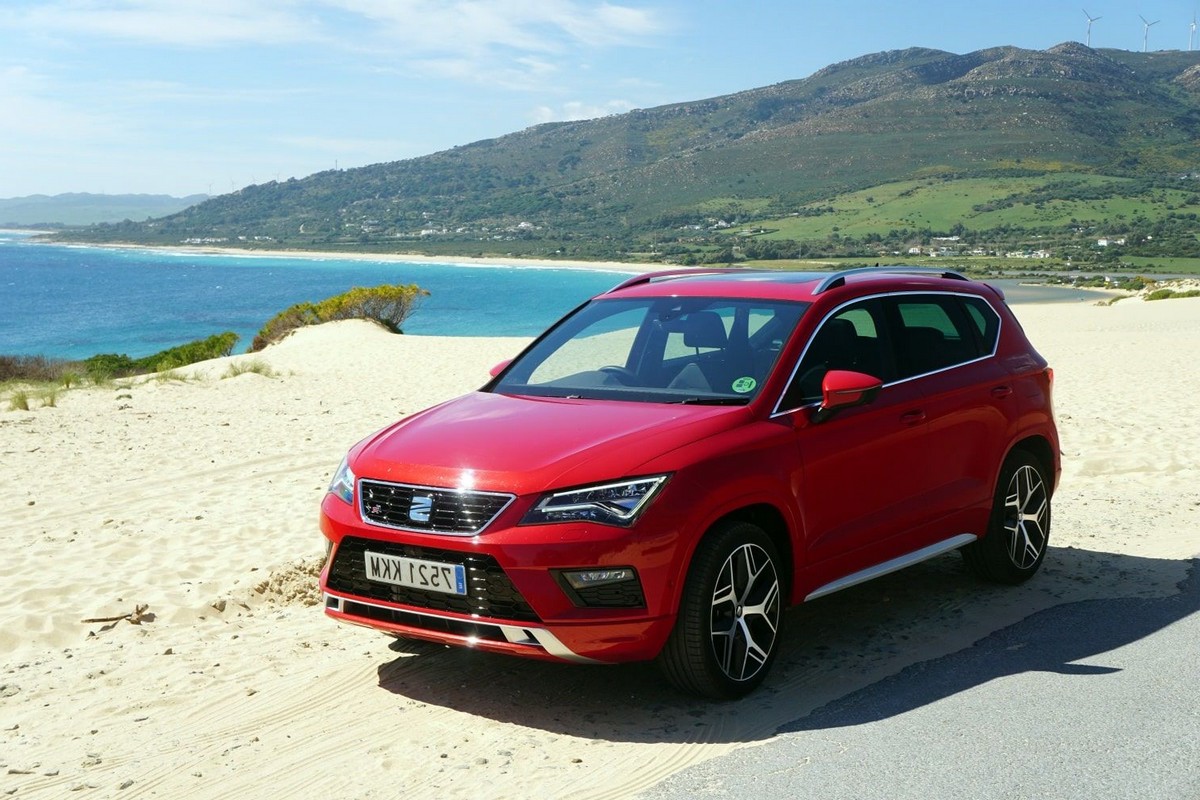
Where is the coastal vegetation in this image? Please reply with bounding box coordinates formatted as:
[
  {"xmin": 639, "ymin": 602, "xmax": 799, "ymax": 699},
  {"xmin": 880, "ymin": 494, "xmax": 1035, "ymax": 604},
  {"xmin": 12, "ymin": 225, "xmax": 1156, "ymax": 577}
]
[
  {"xmin": 250, "ymin": 283, "xmax": 429, "ymax": 351},
  {"xmin": 1145, "ymin": 286, "xmax": 1200, "ymax": 300},
  {"xmin": 2, "ymin": 283, "xmax": 429, "ymax": 409},
  {"xmin": 82, "ymin": 331, "xmax": 241, "ymax": 379}
]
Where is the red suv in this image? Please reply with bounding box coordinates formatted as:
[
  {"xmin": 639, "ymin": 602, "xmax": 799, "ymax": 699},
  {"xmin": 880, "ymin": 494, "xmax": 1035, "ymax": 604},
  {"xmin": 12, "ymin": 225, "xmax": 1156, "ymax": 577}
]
[{"xmin": 319, "ymin": 267, "xmax": 1059, "ymax": 698}]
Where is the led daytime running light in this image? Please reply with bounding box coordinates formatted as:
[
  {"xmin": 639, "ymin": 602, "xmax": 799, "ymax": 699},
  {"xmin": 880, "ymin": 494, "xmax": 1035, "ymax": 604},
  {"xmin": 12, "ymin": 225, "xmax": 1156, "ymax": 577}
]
[{"xmin": 523, "ymin": 475, "xmax": 669, "ymax": 527}]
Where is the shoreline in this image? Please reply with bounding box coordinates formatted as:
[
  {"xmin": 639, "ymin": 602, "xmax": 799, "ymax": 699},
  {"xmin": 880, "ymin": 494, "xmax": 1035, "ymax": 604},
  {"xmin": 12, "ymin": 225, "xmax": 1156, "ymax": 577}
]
[
  {"xmin": 28, "ymin": 236, "xmax": 653, "ymax": 275},
  {"xmin": 16, "ymin": 232, "xmax": 1199, "ymax": 284}
]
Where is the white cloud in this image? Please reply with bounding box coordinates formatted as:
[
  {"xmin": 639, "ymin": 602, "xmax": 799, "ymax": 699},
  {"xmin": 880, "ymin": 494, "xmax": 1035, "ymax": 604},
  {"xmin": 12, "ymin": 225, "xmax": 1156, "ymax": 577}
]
[
  {"xmin": 330, "ymin": 1, "xmax": 668, "ymax": 91},
  {"xmin": 13, "ymin": 1, "xmax": 666, "ymax": 55},
  {"xmin": 530, "ymin": 98, "xmax": 634, "ymax": 124},
  {"xmin": 15, "ymin": 0, "xmax": 324, "ymax": 48},
  {"xmin": 0, "ymin": 1, "xmax": 674, "ymax": 194},
  {"xmin": 330, "ymin": 0, "xmax": 665, "ymax": 54},
  {"xmin": 411, "ymin": 54, "xmax": 562, "ymax": 90}
]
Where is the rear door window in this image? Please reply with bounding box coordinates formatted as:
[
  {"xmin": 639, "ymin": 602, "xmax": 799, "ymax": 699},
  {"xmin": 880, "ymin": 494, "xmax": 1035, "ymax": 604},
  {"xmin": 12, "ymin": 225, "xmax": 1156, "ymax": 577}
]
[{"xmin": 889, "ymin": 295, "xmax": 988, "ymax": 379}]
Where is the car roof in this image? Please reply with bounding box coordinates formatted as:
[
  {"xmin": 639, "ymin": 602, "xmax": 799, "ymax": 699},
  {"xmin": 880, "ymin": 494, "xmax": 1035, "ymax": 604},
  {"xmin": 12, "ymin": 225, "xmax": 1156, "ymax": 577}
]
[{"xmin": 602, "ymin": 267, "xmax": 985, "ymax": 302}]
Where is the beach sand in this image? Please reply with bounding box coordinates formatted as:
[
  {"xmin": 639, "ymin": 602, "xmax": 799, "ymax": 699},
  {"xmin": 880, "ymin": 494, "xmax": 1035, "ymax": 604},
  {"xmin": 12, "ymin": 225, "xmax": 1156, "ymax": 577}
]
[
  {"xmin": 82, "ymin": 241, "xmax": 650, "ymax": 274},
  {"xmin": 2, "ymin": 297, "xmax": 1198, "ymax": 798}
]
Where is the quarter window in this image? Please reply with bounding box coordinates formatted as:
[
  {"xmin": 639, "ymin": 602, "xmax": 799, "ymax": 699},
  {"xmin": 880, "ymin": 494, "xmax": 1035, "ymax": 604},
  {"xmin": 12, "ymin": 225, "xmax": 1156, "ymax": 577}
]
[{"xmin": 961, "ymin": 296, "xmax": 1001, "ymax": 354}]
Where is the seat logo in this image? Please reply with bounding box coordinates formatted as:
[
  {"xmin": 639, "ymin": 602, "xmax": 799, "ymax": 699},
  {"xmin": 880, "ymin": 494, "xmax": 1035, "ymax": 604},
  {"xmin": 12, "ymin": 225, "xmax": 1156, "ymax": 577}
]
[{"xmin": 409, "ymin": 494, "xmax": 434, "ymax": 523}]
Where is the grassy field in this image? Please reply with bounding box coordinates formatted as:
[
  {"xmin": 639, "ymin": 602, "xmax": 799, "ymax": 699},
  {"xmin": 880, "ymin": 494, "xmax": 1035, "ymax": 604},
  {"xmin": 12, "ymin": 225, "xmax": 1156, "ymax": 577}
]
[
  {"xmin": 731, "ymin": 174, "xmax": 1198, "ymax": 240},
  {"xmin": 1121, "ymin": 257, "xmax": 1200, "ymax": 274}
]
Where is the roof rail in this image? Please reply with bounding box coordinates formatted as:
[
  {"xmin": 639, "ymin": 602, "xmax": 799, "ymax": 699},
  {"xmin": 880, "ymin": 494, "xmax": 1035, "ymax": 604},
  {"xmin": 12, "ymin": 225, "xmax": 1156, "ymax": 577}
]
[
  {"xmin": 605, "ymin": 268, "xmax": 749, "ymax": 294},
  {"xmin": 813, "ymin": 266, "xmax": 969, "ymax": 295}
]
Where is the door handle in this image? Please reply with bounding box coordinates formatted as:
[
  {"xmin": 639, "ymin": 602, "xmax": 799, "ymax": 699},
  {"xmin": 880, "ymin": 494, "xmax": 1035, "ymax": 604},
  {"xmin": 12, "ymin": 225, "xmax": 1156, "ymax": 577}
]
[
  {"xmin": 991, "ymin": 385, "xmax": 1013, "ymax": 399},
  {"xmin": 900, "ymin": 410, "xmax": 926, "ymax": 426}
]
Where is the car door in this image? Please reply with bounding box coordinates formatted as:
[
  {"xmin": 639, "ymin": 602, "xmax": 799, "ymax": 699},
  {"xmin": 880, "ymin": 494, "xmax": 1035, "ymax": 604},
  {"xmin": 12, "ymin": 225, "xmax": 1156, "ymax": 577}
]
[
  {"xmin": 882, "ymin": 293, "xmax": 1011, "ymax": 544},
  {"xmin": 777, "ymin": 298, "xmax": 938, "ymax": 584}
]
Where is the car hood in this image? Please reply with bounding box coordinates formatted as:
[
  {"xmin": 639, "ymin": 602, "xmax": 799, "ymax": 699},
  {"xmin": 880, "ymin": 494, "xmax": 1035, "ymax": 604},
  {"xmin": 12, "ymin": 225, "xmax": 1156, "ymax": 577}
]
[{"xmin": 350, "ymin": 391, "xmax": 748, "ymax": 495}]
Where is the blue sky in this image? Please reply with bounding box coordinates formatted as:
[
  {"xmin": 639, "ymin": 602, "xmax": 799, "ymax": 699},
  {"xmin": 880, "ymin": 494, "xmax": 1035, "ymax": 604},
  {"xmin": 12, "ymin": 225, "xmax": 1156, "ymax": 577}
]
[{"xmin": 2, "ymin": 0, "xmax": 1198, "ymax": 198}]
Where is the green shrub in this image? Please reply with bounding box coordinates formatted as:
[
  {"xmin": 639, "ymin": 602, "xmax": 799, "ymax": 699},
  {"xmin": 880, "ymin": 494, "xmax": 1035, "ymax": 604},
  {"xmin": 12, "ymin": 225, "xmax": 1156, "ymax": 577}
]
[
  {"xmin": 251, "ymin": 284, "xmax": 429, "ymax": 351},
  {"xmin": 151, "ymin": 331, "xmax": 240, "ymax": 372},
  {"xmin": 84, "ymin": 331, "xmax": 240, "ymax": 379},
  {"xmin": 8, "ymin": 390, "xmax": 30, "ymax": 411},
  {"xmin": 1147, "ymin": 288, "xmax": 1200, "ymax": 300},
  {"xmin": 40, "ymin": 389, "xmax": 58, "ymax": 408},
  {"xmin": 83, "ymin": 353, "xmax": 137, "ymax": 380}
]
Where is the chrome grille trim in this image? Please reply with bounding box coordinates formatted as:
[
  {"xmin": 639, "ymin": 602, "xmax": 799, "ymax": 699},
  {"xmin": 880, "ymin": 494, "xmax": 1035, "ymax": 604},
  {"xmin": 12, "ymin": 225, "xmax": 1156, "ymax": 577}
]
[{"xmin": 358, "ymin": 478, "xmax": 515, "ymax": 536}]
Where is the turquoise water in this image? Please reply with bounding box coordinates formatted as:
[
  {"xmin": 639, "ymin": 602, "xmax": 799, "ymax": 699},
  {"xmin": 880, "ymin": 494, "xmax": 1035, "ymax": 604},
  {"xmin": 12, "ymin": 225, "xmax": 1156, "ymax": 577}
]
[
  {"xmin": 0, "ymin": 233, "xmax": 631, "ymax": 359},
  {"xmin": 0, "ymin": 232, "xmax": 1111, "ymax": 360}
]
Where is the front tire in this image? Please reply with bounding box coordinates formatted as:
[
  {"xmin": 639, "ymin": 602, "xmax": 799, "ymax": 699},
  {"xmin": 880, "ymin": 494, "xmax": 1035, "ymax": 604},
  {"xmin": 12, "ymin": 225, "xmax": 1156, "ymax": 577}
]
[
  {"xmin": 658, "ymin": 521, "xmax": 784, "ymax": 699},
  {"xmin": 963, "ymin": 449, "xmax": 1051, "ymax": 583}
]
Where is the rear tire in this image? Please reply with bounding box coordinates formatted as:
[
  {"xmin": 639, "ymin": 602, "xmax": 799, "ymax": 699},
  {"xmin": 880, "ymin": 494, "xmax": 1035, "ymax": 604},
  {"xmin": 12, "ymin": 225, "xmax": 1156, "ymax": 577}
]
[
  {"xmin": 963, "ymin": 449, "xmax": 1051, "ymax": 584},
  {"xmin": 658, "ymin": 521, "xmax": 784, "ymax": 699}
]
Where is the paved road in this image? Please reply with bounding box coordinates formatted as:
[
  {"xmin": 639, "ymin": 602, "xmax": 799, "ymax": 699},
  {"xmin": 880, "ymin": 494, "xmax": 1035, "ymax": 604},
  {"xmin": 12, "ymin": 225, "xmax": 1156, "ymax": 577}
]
[{"xmin": 641, "ymin": 560, "xmax": 1200, "ymax": 799}]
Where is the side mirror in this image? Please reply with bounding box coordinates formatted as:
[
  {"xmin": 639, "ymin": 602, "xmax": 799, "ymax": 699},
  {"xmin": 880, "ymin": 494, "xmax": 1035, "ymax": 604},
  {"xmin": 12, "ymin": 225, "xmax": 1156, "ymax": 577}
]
[
  {"xmin": 811, "ymin": 370, "xmax": 883, "ymax": 423},
  {"xmin": 488, "ymin": 359, "xmax": 513, "ymax": 378}
]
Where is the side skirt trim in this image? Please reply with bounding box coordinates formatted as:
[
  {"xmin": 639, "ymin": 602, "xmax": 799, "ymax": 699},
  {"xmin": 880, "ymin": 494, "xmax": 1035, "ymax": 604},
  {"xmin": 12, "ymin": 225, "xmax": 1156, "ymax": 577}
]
[{"xmin": 804, "ymin": 533, "xmax": 978, "ymax": 602}]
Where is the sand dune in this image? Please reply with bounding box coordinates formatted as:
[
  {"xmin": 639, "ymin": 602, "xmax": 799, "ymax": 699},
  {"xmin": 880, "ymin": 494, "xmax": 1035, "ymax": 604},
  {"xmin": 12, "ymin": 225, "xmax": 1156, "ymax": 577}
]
[{"xmin": 2, "ymin": 298, "xmax": 1197, "ymax": 798}]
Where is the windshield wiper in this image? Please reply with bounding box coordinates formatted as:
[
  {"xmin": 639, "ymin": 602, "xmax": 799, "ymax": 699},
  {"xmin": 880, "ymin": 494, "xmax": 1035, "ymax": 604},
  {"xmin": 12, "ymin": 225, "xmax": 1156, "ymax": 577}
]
[{"xmin": 667, "ymin": 396, "xmax": 750, "ymax": 406}]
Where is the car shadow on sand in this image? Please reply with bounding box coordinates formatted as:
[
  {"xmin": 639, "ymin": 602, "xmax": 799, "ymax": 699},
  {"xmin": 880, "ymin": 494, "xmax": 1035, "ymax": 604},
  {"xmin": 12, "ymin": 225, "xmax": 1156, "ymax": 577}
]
[{"xmin": 374, "ymin": 546, "xmax": 1197, "ymax": 745}]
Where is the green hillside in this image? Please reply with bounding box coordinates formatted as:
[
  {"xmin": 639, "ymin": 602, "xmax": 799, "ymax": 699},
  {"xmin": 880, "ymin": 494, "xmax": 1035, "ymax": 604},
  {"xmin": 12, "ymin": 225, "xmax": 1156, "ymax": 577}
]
[{"xmin": 53, "ymin": 43, "xmax": 1200, "ymax": 268}]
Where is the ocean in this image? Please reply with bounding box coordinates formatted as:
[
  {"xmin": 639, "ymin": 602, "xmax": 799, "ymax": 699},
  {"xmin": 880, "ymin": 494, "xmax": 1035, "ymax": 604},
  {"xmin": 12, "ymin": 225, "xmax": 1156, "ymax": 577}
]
[
  {"xmin": 0, "ymin": 233, "xmax": 630, "ymax": 359},
  {"xmin": 0, "ymin": 232, "xmax": 1111, "ymax": 360}
]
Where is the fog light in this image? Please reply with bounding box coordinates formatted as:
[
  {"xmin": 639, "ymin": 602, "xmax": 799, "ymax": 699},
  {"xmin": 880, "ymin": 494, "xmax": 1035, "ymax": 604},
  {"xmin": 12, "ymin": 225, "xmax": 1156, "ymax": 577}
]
[
  {"xmin": 562, "ymin": 568, "xmax": 635, "ymax": 589},
  {"xmin": 555, "ymin": 567, "xmax": 646, "ymax": 609}
]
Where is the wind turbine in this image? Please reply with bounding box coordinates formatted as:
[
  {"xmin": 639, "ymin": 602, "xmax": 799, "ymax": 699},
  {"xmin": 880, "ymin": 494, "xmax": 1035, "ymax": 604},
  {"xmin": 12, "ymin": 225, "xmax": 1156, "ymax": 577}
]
[
  {"xmin": 1141, "ymin": 14, "xmax": 1160, "ymax": 52},
  {"xmin": 1190, "ymin": 12, "xmax": 1197, "ymax": 51},
  {"xmin": 1083, "ymin": 9, "xmax": 1101, "ymax": 47}
]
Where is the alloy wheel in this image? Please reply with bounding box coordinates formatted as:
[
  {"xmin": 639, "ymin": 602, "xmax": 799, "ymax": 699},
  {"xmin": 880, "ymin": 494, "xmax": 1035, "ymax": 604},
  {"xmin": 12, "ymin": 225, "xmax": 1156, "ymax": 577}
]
[
  {"xmin": 1003, "ymin": 464, "xmax": 1049, "ymax": 570},
  {"xmin": 709, "ymin": 542, "xmax": 781, "ymax": 682}
]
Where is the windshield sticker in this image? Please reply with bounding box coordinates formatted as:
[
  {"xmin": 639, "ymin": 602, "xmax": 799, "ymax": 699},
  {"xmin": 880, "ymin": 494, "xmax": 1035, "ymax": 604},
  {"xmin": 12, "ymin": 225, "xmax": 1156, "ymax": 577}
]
[{"xmin": 731, "ymin": 377, "xmax": 757, "ymax": 394}]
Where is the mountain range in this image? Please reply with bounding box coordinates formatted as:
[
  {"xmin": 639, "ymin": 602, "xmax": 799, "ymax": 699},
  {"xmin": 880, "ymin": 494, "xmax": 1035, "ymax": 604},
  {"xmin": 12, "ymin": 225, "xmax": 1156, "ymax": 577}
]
[
  {"xmin": 51, "ymin": 43, "xmax": 1200, "ymax": 261},
  {"xmin": 2, "ymin": 193, "xmax": 208, "ymax": 227}
]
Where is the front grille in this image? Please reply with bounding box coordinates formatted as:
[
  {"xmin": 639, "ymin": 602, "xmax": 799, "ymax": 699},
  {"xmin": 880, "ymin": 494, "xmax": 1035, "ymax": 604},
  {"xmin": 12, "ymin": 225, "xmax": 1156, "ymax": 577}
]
[
  {"xmin": 327, "ymin": 536, "xmax": 540, "ymax": 623},
  {"xmin": 359, "ymin": 479, "xmax": 514, "ymax": 535}
]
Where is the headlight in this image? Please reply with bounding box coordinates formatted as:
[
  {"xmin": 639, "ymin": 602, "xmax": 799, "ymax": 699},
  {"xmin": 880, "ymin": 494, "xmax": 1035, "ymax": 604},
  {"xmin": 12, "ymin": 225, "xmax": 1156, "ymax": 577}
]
[
  {"xmin": 327, "ymin": 456, "xmax": 355, "ymax": 505},
  {"xmin": 521, "ymin": 475, "xmax": 669, "ymax": 527}
]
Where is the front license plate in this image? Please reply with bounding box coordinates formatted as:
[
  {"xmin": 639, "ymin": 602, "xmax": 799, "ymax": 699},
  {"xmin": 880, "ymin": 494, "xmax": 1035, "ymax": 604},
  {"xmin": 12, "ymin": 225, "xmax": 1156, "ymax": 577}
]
[{"xmin": 364, "ymin": 551, "xmax": 467, "ymax": 596}]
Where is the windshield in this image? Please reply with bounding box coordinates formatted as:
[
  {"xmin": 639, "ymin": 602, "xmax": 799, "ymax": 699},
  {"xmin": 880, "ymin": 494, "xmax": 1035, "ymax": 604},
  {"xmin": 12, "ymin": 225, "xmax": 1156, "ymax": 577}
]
[{"xmin": 490, "ymin": 296, "xmax": 810, "ymax": 404}]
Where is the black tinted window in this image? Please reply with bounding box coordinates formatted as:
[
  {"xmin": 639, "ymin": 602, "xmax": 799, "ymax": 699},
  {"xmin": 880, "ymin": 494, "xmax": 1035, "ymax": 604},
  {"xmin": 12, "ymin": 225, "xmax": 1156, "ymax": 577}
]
[
  {"xmin": 781, "ymin": 299, "xmax": 889, "ymax": 408},
  {"xmin": 961, "ymin": 295, "xmax": 1001, "ymax": 354},
  {"xmin": 892, "ymin": 296, "xmax": 984, "ymax": 378}
]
